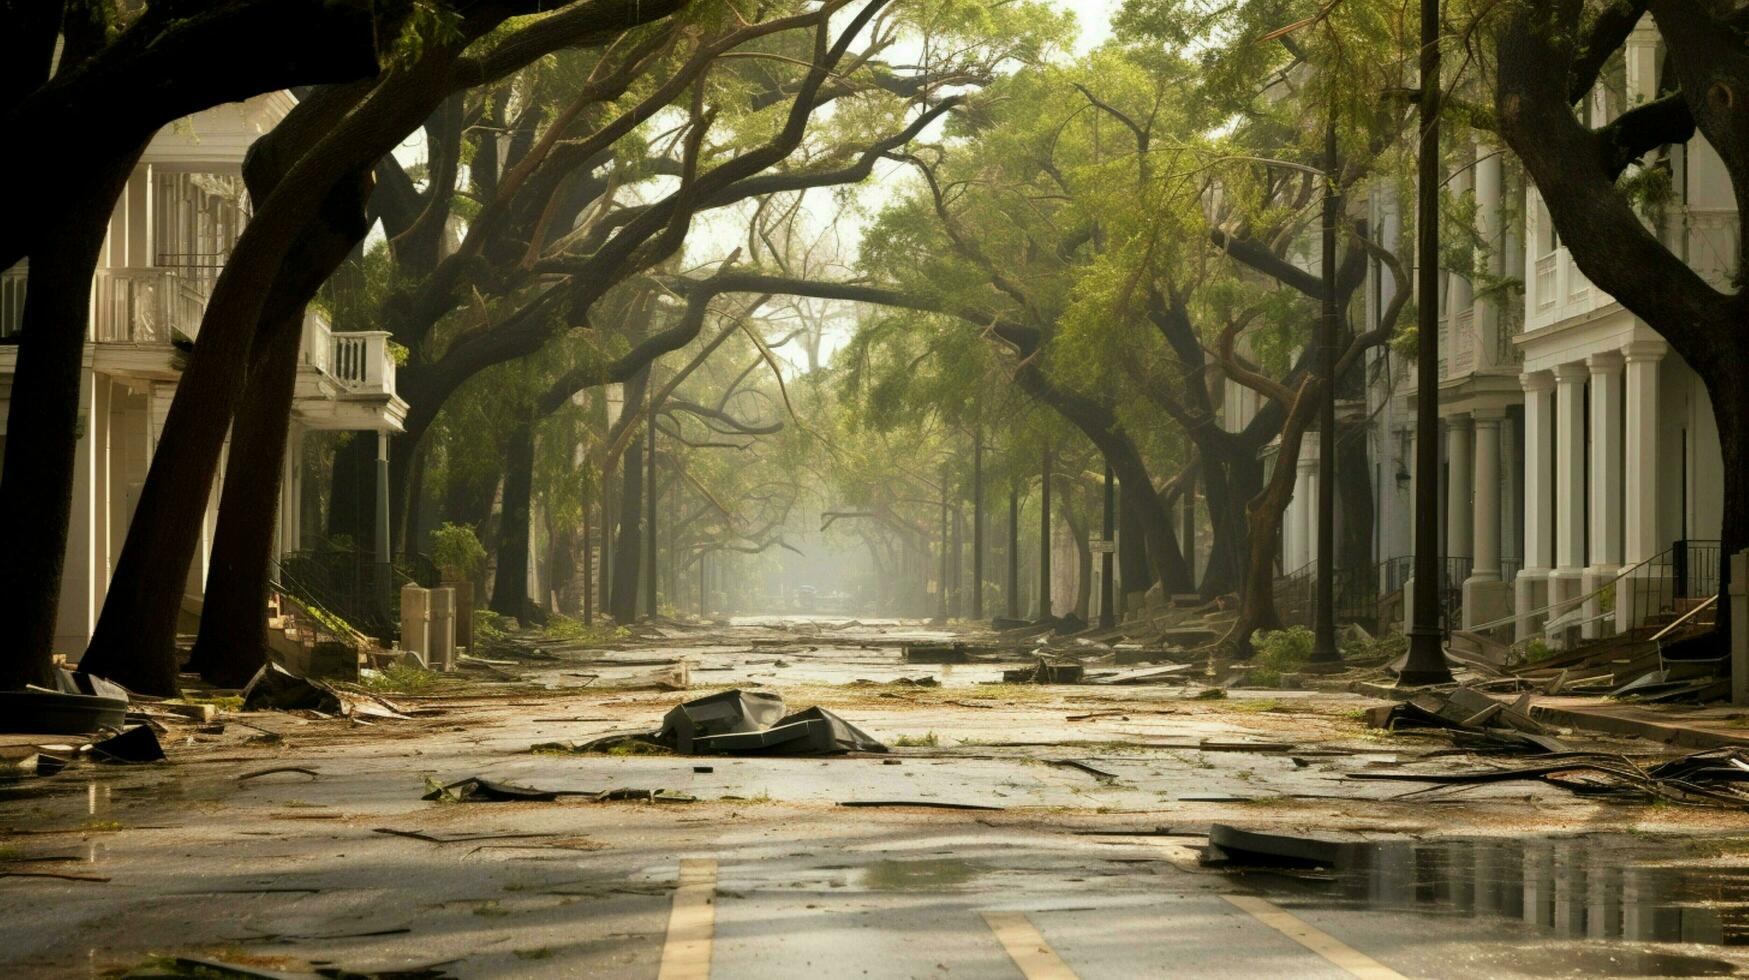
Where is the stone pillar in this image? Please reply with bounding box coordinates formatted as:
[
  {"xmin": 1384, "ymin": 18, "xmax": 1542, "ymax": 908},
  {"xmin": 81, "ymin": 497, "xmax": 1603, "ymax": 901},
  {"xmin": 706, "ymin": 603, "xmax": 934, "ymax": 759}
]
[
  {"xmin": 1552, "ymin": 363, "xmax": 1589, "ymax": 641},
  {"xmin": 399, "ymin": 585, "xmax": 430, "ymax": 668},
  {"xmin": 1621, "ymin": 341, "xmax": 1667, "ymax": 632},
  {"xmin": 1464, "ymin": 410, "xmax": 1511, "ymax": 629},
  {"xmin": 1583, "ymin": 351, "xmax": 1624, "ymax": 638},
  {"xmin": 1518, "ymin": 372, "xmax": 1556, "ymax": 639},
  {"xmin": 428, "ymin": 586, "xmax": 456, "ymax": 671},
  {"xmin": 1474, "ymin": 140, "xmax": 1505, "ymax": 364},
  {"xmin": 1446, "ymin": 415, "xmax": 1474, "ymax": 562}
]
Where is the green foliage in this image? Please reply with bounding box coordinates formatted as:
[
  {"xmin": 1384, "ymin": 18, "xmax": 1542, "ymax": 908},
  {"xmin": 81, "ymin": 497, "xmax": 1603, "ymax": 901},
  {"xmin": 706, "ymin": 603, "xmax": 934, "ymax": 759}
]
[
  {"xmin": 542, "ymin": 613, "xmax": 629, "ymax": 646},
  {"xmin": 1248, "ymin": 626, "xmax": 1315, "ymax": 686},
  {"xmin": 428, "ymin": 522, "xmax": 486, "ymax": 576}
]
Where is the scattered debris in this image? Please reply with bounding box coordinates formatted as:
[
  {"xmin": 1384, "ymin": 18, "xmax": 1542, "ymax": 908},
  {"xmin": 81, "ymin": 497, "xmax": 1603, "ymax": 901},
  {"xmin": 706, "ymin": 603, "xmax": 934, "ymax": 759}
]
[
  {"xmin": 903, "ymin": 642, "xmax": 970, "ymax": 664},
  {"xmin": 421, "ymin": 776, "xmax": 697, "ymax": 805},
  {"xmin": 424, "ymin": 776, "xmax": 569, "ymax": 803},
  {"xmin": 1369, "ymin": 687, "xmax": 1570, "ymax": 754},
  {"xmin": 1001, "ymin": 659, "xmax": 1085, "ymax": 684},
  {"xmin": 1192, "ymin": 688, "xmax": 1228, "ymax": 700},
  {"xmin": 89, "ymin": 725, "xmax": 165, "ymax": 764},
  {"xmin": 838, "ymin": 800, "xmax": 1003, "ymax": 811},
  {"xmin": 1047, "ymin": 760, "xmax": 1121, "ymax": 782},
  {"xmin": 1200, "ymin": 824, "xmax": 1341, "ymax": 868},
  {"xmin": 648, "ymin": 690, "xmax": 887, "ymax": 756},
  {"xmin": 1085, "ymin": 663, "xmax": 1196, "ymax": 686},
  {"xmin": 1350, "ymin": 747, "xmax": 1749, "ymax": 807},
  {"xmin": 1, "ymin": 685, "xmax": 128, "ymax": 736},
  {"xmin": 242, "ymin": 663, "xmax": 343, "ymax": 714},
  {"xmin": 238, "ymin": 766, "xmax": 320, "ymax": 782}
]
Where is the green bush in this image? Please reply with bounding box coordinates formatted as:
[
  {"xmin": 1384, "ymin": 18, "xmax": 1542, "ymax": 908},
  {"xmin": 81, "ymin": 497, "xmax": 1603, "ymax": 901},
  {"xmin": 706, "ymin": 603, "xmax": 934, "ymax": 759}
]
[
  {"xmin": 429, "ymin": 522, "xmax": 487, "ymax": 578},
  {"xmin": 543, "ymin": 613, "xmax": 629, "ymax": 646},
  {"xmin": 1248, "ymin": 626, "xmax": 1315, "ymax": 686}
]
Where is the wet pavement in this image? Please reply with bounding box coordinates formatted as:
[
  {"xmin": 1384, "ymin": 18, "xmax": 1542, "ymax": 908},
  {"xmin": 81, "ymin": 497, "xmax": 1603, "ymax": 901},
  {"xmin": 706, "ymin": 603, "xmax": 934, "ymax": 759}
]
[{"xmin": 6, "ymin": 617, "xmax": 1749, "ymax": 978}]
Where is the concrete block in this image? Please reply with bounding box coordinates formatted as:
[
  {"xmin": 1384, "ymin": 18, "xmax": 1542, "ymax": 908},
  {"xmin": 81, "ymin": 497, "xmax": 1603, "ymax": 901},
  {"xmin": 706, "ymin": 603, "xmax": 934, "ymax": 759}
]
[
  {"xmin": 428, "ymin": 586, "xmax": 457, "ymax": 672},
  {"xmin": 400, "ymin": 584, "xmax": 431, "ymax": 665}
]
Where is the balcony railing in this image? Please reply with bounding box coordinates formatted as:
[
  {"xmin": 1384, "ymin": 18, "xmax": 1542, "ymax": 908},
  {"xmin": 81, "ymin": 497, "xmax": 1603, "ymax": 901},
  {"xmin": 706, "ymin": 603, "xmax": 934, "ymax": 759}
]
[
  {"xmin": 1450, "ymin": 306, "xmax": 1476, "ymax": 377},
  {"xmin": 92, "ymin": 268, "xmax": 208, "ymax": 344},
  {"xmin": 301, "ymin": 307, "xmax": 333, "ymax": 375},
  {"xmin": 330, "ymin": 330, "xmax": 396, "ymax": 397}
]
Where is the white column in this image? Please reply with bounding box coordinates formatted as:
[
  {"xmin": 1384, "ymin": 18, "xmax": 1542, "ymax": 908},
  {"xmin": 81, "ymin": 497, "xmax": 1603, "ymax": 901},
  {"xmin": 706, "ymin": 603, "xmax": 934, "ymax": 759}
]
[
  {"xmin": 1623, "ymin": 342, "xmax": 1665, "ymax": 563},
  {"xmin": 1553, "ymin": 363, "xmax": 1588, "ymax": 629},
  {"xmin": 1446, "ymin": 415, "xmax": 1474, "ymax": 561},
  {"xmin": 1584, "ymin": 350, "xmax": 1624, "ymax": 638},
  {"xmin": 1621, "ymin": 341, "xmax": 1666, "ymax": 631},
  {"xmin": 1502, "ymin": 412, "xmax": 1522, "ymax": 568},
  {"xmin": 1519, "ymin": 371, "xmax": 1556, "ymax": 639},
  {"xmin": 57, "ymin": 368, "xmax": 100, "ymax": 659},
  {"xmin": 1471, "ymin": 411, "xmax": 1503, "ymax": 580},
  {"xmin": 1474, "ymin": 141, "xmax": 1504, "ymax": 364}
]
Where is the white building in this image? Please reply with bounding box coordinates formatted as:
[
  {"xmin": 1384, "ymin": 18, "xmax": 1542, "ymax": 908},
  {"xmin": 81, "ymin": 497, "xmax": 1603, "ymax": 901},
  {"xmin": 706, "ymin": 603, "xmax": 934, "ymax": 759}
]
[
  {"xmin": 0, "ymin": 93, "xmax": 407, "ymax": 658},
  {"xmin": 1514, "ymin": 17, "xmax": 1727, "ymax": 642}
]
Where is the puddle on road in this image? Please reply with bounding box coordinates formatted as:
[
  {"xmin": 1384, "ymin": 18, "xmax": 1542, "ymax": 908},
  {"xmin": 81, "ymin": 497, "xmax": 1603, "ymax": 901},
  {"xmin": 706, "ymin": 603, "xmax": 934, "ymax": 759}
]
[
  {"xmin": 859, "ymin": 857, "xmax": 982, "ymax": 891},
  {"xmin": 1237, "ymin": 836, "xmax": 1749, "ymax": 974}
]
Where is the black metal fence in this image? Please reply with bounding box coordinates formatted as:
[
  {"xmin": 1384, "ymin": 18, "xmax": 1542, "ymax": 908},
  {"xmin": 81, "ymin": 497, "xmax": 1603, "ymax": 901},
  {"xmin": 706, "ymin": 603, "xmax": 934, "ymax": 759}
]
[
  {"xmin": 1378, "ymin": 555, "xmax": 1471, "ymax": 637},
  {"xmin": 274, "ymin": 549, "xmax": 440, "ymax": 640},
  {"xmin": 1621, "ymin": 538, "xmax": 1722, "ymax": 630}
]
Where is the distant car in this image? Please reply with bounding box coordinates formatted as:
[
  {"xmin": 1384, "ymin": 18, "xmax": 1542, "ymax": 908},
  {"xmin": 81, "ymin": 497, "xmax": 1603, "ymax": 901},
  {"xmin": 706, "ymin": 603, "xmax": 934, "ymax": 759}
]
[{"xmin": 796, "ymin": 586, "xmax": 817, "ymax": 611}]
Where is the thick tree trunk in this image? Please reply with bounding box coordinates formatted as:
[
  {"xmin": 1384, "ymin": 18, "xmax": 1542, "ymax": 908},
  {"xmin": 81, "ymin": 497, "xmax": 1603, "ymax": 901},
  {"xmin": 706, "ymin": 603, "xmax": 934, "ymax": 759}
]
[
  {"xmin": 0, "ymin": 156, "xmax": 140, "ymax": 690},
  {"xmin": 1228, "ymin": 412, "xmax": 1315, "ymax": 658},
  {"xmin": 490, "ymin": 418, "xmax": 535, "ymax": 619},
  {"xmin": 1196, "ymin": 439, "xmax": 1257, "ymax": 599},
  {"xmin": 1117, "ymin": 485, "xmax": 1155, "ymax": 604},
  {"xmin": 189, "ymin": 175, "xmax": 371, "ymax": 687},
  {"xmin": 186, "ymin": 312, "xmax": 304, "ymax": 687},
  {"xmin": 609, "ymin": 422, "xmax": 644, "ymax": 623}
]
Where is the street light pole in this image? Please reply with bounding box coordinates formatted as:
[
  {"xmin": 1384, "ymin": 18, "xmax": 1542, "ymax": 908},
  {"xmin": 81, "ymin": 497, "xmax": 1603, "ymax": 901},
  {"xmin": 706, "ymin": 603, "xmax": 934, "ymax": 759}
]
[
  {"xmin": 1401, "ymin": 0, "xmax": 1456, "ymax": 685},
  {"xmin": 1310, "ymin": 114, "xmax": 1342, "ymax": 665}
]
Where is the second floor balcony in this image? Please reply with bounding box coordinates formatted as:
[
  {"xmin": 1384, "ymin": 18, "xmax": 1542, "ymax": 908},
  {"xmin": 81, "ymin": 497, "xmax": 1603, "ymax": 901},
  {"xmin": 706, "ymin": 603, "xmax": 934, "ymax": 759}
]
[{"xmin": 300, "ymin": 312, "xmax": 398, "ymax": 399}]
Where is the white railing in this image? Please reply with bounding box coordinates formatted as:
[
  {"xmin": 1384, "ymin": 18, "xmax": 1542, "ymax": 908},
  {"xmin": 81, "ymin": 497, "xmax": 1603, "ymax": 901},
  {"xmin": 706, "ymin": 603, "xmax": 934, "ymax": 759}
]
[
  {"xmin": 91, "ymin": 268, "xmax": 207, "ymax": 344},
  {"xmin": 1437, "ymin": 313, "xmax": 1449, "ymax": 381},
  {"xmin": 328, "ymin": 330, "xmax": 396, "ymax": 397},
  {"xmin": 301, "ymin": 307, "xmax": 333, "ymax": 375},
  {"xmin": 1451, "ymin": 306, "xmax": 1476, "ymax": 377}
]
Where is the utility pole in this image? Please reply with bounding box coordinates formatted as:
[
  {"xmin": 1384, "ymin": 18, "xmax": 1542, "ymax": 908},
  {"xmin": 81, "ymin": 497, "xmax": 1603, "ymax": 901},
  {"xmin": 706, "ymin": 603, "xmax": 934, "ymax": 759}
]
[
  {"xmin": 938, "ymin": 461, "xmax": 950, "ymax": 621},
  {"xmin": 1038, "ymin": 448, "xmax": 1052, "ymax": 621},
  {"xmin": 1310, "ymin": 114, "xmax": 1342, "ymax": 666},
  {"xmin": 1007, "ymin": 485, "xmax": 1020, "ymax": 620},
  {"xmin": 645, "ymin": 389, "xmax": 658, "ymax": 620},
  {"xmin": 699, "ymin": 550, "xmax": 707, "ymax": 619},
  {"xmin": 972, "ymin": 426, "xmax": 985, "ymax": 619},
  {"xmin": 1100, "ymin": 462, "xmax": 1115, "ymax": 628},
  {"xmin": 1401, "ymin": 0, "xmax": 1455, "ymax": 685}
]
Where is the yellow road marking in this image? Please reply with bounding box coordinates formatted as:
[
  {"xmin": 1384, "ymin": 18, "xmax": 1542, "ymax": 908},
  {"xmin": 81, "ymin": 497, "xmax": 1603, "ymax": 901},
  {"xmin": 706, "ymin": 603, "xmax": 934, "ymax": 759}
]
[
  {"xmin": 657, "ymin": 858, "xmax": 718, "ymax": 980},
  {"xmin": 981, "ymin": 911, "xmax": 1081, "ymax": 980},
  {"xmin": 1223, "ymin": 894, "xmax": 1406, "ymax": 980}
]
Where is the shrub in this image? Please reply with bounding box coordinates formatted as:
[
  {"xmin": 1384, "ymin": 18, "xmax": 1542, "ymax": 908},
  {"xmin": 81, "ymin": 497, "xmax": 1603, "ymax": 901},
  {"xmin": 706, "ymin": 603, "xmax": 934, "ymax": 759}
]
[
  {"xmin": 428, "ymin": 522, "xmax": 486, "ymax": 578},
  {"xmin": 1248, "ymin": 626, "xmax": 1315, "ymax": 686}
]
